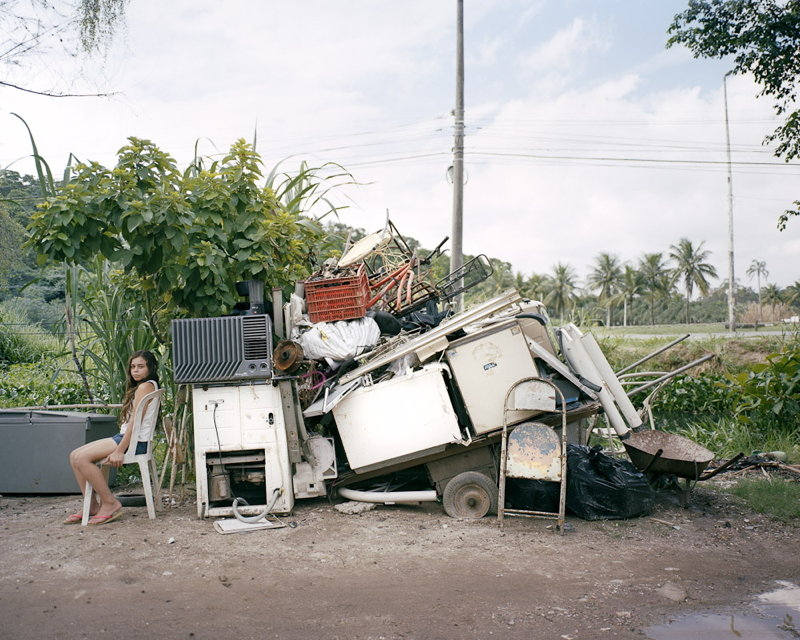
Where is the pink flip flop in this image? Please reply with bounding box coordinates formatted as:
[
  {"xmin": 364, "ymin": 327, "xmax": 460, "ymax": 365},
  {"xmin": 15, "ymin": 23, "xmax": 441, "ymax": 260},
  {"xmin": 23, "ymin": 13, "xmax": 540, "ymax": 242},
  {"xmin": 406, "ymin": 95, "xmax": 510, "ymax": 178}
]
[
  {"xmin": 62, "ymin": 513, "xmax": 84, "ymax": 525},
  {"xmin": 87, "ymin": 509, "xmax": 124, "ymax": 526}
]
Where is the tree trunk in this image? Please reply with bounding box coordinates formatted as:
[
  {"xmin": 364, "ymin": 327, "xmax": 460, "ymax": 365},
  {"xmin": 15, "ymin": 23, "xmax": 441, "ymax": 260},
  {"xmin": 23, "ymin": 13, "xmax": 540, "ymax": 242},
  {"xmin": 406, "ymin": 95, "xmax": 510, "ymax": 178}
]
[
  {"xmin": 757, "ymin": 275, "xmax": 762, "ymax": 328},
  {"xmin": 623, "ymin": 298, "xmax": 628, "ymax": 327}
]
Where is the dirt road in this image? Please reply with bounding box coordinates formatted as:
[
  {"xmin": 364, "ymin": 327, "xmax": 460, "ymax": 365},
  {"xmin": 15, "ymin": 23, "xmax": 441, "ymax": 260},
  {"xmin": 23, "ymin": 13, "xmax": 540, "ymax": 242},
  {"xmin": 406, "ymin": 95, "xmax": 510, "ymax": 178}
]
[{"xmin": 0, "ymin": 483, "xmax": 797, "ymax": 640}]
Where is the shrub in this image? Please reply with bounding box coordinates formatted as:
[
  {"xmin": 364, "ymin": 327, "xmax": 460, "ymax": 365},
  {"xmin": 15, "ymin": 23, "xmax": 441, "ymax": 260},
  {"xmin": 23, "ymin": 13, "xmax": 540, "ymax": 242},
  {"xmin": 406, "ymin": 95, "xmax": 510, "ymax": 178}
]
[
  {"xmin": 729, "ymin": 342, "xmax": 800, "ymax": 429},
  {"xmin": 650, "ymin": 373, "xmax": 734, "ymax": 415},
  {"xmin": 0, "ymin": 301, "xmax": 62, "ymax": 364},
  {"xmin": 0, "ymin": 361, "xmax": 89, "ymax": 408}
]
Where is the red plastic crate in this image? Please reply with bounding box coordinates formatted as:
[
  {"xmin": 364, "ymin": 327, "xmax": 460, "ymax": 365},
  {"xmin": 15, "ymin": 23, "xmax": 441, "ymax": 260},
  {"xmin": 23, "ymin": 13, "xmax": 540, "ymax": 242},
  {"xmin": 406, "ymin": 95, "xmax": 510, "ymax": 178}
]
[{"xmin": 304, "ymin": 264, "xmax": 371, "ymax": 323}]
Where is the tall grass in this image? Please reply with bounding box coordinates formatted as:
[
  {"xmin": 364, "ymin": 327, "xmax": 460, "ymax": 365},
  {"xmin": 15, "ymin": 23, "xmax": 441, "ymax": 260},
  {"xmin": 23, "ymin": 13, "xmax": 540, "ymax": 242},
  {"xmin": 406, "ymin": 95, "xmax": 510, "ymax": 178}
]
[
  {"xmin": 71, "ymin": 259, "xmax": 161, "ymax": 403},
  {"xmin": 667, "ymin": 415, "xmax": 800, "ymax": 461}
]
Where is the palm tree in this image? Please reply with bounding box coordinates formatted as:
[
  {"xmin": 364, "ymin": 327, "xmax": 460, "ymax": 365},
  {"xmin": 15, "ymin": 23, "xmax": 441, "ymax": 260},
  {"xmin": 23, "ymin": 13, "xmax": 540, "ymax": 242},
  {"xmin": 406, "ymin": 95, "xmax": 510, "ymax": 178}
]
[
  {"xmin": 762, "ymin": 283, "xmax": 782, "ymax": 322},
  {"xmin": 668, "ymin": 238, "xmax": 718, "ymax": 325},
  {"xmin": 613, "ymin": 264, "xmax": 645, "ymax": 327},
  {"xmin": 785, "ymin": 280, "xmax": 800, "ymax": 308},
  {"xmin": 545, "ymin": 262, "xmax": 578, "ymax": 321},
  {"xmin": 518, "ymin": 272, "xmax": 548, "ymax": 302},
  {"xmin": 487, "ymin": 258, "xmax": 514, "ymax": 294},
  {"xmin": 746, "ymin": 259, "xmax": 768, "ymax": 327},
  {"xmin": 586, "ymin": 252, "xmax": 622, "ymax": 327},
  {"xmin": 514, "ymin": 271, "xmax": 527, "ymax": 296},
  {"xmin": 639, "ymin": 252, "xmax": 672, "ymax": 326}
]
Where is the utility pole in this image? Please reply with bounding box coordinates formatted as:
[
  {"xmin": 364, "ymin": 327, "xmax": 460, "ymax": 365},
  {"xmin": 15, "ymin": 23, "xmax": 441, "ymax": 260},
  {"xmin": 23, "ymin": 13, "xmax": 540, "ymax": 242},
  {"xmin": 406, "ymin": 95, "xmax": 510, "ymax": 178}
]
[
  {"xmin": 450, "ymin": 0, "xmax": 465, "ymax": 311},
  {"xmin": 723, "ymin": 72, "xmax": 736, "ymax": 332}
]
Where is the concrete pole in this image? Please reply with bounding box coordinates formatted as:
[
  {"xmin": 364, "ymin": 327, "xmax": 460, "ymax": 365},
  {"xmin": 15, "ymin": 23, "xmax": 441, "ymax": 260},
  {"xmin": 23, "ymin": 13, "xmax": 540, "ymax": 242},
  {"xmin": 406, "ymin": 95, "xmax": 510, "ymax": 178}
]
[
  {"xmin": 723, "ymin": 73, "xmax": 736, "ymax": 332},
  {"xmin": 450, "ymin": 0, "xmax": 465, "ymax": 311}
]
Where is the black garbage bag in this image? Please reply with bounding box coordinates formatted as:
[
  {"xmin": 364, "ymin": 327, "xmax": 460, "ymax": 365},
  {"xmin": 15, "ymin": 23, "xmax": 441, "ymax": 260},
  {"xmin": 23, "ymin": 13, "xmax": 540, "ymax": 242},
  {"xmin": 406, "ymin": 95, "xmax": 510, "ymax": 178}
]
[
  {"xmin": 566, "ymin": 444, "xmax": 655, "ymax": 520},
  {"xmin": 505, "ymin": 478, "xmax": 560, "ymax": 513}
]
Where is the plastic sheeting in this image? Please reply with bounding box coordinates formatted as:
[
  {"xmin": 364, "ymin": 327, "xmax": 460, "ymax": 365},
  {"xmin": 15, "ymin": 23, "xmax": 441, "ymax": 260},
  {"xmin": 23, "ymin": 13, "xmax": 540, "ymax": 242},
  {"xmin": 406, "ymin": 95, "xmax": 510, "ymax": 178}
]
[
  {"xmin": 298, "ymin": 317, "xmax": 381, "ymax": 365},
  {"xmin": 565, "ymin": 444, "xmax": 655, "ymax": 520}
]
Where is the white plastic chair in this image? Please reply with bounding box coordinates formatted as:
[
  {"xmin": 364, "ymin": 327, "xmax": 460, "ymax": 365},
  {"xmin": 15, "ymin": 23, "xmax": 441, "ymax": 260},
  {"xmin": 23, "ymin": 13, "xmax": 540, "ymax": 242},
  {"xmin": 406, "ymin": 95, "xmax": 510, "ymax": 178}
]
[{"xmin": 82, "ymin": 388, "xmax": 164, "ymax": 525}]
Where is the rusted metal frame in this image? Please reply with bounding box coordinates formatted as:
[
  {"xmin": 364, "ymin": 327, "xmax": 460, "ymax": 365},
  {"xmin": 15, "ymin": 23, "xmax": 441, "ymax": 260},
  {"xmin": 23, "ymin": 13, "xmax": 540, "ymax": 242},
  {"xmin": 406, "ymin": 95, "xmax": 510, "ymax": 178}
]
[
  {"xmin": 503, "ymin": 509, "xmax": 561, "ymax": 518},
  {"xmin": 498, "ymin": 377, "xmax": 568, "ymax": 534},
  {"xmin": 625, "ymin": 354, "xmax": 716, "ymax": 397},
  {"xmin": 367, "ymin": 257, "xmax": 418, "ymax": 309},
  {"xmin": 390, "ymin": 281, "xmax": 439, "ymax": 316}
]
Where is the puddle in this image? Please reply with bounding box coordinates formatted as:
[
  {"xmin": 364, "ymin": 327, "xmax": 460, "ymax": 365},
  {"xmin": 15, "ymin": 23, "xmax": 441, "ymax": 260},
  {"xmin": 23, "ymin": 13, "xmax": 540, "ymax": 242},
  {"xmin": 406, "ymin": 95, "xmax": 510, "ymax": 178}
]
[{"xmin": 645, "ymin": 581, "xmax": 800, "ymax": 640}]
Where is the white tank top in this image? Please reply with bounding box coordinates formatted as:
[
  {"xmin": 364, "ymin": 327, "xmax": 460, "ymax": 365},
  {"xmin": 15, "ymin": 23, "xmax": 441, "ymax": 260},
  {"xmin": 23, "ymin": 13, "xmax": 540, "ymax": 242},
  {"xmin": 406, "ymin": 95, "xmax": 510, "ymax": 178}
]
[{"xmin": 120, "ymin": 380, "xmax": 160, "ymax": 442}]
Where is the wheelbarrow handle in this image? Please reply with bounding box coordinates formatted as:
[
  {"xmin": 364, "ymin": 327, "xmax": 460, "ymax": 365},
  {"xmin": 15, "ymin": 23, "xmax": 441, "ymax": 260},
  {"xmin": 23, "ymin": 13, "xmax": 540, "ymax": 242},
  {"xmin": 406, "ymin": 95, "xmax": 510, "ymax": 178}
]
[{"xmin": 698, "ymin": 453, "xmax": 744, "ymax": 481}]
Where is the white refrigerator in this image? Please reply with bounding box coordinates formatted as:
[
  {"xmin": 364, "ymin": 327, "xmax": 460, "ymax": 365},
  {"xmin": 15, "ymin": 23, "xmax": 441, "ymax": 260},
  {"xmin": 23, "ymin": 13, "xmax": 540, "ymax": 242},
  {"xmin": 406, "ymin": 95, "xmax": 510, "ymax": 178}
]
[{"xmin": 446, "ymin": 321, "xmax": 541, "ymax": 435}]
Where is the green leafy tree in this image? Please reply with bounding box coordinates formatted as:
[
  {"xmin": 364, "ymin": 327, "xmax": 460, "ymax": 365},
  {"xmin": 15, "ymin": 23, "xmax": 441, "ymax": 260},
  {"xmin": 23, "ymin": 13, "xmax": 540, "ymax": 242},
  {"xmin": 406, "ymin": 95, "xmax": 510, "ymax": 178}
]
[
  {"xmin": 746, "ymin": 259, "xmax": 769, "ymax": 326},
  {"xmin": 27, "ymin": 137, "xmax": 321, "ymax": 326},
  {"xmin": 0, "ymin": 208, "xmax": 23, "ymax": 288},
  {"xmin": 586, "ymin": 252, "xmax": 622, "ymax": 327},
  {"xmin": 485, "ymin": 259, "xmax": 515, "ymax": 295},
  {"xmin": 526, "ymin": 273, "xmax": 548, "ymax": 303},
  {"xmin": 545, "ymin": 262, "xmax": 578, "ymax": 321},
  {"xmin": 514, "ymin": 272, "xmax": 548, "ymax": 302},
  {"xmin": 0, "ymin": 170, "xmax": 45, "ymax": 298},
  {"xmin": 668, "ymin": 238, "xmax": 718, "ymax": 324},
  {"xmin": 667, "ymin": 0, "xmax": 800, "ymax": 229}
]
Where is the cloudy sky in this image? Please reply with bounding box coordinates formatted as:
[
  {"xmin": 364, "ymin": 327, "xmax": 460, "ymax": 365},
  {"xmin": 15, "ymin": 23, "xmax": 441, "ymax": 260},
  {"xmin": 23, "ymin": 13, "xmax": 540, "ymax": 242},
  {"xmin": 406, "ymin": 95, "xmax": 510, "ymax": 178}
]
[{"xmin": 2, "ymin": 0, "xmax": 798, "ymax": 288}]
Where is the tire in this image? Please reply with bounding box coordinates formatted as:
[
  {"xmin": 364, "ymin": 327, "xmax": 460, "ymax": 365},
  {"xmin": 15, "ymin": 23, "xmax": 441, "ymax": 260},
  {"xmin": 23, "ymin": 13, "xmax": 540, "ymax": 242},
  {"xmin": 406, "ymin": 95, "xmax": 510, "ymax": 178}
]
[{"xmin": 442, "ymin": 471, "xmax": 498, "ymax": 519}]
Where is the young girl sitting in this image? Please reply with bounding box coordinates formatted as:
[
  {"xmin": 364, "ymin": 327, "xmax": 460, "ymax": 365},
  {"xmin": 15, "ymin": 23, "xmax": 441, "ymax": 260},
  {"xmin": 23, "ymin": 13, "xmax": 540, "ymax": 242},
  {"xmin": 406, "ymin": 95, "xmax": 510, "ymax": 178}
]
[{"xmin": 64, "ymin": 350, "xmax": 160, "ymax": 525}]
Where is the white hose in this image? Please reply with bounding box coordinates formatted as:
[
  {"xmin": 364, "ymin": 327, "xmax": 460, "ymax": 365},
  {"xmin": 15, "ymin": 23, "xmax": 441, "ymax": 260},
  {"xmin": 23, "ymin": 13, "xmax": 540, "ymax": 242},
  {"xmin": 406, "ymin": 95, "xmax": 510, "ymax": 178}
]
[
  {"xmin": 232, "ymin": 488, "xmax": 282, "ymax": 523},
  {"xmin": 338, "ymin": 487, "xmax": 438, "ymax": 504}
]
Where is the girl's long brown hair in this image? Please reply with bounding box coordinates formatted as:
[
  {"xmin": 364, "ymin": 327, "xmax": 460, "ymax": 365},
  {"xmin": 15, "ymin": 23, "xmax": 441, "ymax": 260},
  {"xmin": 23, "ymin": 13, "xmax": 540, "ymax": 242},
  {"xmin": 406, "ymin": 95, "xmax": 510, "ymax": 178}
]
[{"xmin": 119, "ymin": 350, "xmax": 160, "ymax": 426}]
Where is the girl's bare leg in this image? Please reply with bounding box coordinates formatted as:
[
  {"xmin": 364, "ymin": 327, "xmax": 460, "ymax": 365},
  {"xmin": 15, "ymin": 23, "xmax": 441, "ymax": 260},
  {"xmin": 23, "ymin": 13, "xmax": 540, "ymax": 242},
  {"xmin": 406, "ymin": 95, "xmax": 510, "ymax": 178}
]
[{"xmin": 68, "ymin": 439, "xmax": 122, "ymax": 517}]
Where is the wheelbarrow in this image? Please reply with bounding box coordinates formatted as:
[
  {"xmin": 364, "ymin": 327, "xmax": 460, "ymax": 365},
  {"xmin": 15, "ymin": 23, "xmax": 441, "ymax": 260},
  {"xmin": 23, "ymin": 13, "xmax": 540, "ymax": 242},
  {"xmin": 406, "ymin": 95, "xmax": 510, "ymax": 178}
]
[{"xmin": 624, "ymin": 431, "xmax": 744, "ymax": 505}]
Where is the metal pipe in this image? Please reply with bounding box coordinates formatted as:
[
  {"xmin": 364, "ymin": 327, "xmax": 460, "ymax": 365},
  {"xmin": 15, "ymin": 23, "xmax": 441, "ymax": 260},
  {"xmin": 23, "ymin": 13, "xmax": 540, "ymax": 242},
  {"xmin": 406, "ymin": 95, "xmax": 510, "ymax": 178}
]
[
  {"xmin": 723, "ymin": 72, "xmax": 736, "ymax": 333},
  {"xmin": 338, "ymin": 487, "xmax": 438, "ymax": 504},
  {"xmin": 618, "ymin": 372, "xmax": 668, "ymax": 382},
  {"xmin": 626, "ymin": 354, "xmax": 715, "ymax": 396},
  {"xmin": 615, "ymin": 334, "xmax": 690, "ymax": 376}
]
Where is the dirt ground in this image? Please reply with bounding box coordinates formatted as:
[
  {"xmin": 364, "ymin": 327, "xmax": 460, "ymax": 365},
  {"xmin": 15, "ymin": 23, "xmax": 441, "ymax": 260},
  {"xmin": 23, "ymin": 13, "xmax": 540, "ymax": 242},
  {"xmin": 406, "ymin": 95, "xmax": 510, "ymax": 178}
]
[{"xmin": 0, "ymin": 480, "xmax": 798, "ymax": 640}]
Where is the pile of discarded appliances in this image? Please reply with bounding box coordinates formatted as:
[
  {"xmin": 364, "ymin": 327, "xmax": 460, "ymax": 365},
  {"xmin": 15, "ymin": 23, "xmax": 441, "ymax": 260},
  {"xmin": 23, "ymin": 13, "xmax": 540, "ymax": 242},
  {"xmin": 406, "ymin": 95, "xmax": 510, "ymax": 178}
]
[{"xmin": 171, "ymin": 223, "xmax": 730, "ymax": 527}]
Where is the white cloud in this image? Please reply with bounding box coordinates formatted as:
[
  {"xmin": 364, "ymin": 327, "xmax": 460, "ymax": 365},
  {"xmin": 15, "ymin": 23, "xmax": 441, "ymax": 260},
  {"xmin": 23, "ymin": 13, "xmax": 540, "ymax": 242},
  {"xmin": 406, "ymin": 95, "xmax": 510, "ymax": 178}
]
[{"xmin": 519, "ymin": 17, "xmax": 610, "ymax": 76}]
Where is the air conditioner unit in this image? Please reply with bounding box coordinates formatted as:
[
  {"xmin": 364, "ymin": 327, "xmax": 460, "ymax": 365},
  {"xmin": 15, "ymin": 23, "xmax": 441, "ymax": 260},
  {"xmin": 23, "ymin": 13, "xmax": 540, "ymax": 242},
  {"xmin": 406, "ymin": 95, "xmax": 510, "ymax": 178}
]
[{"xmin": 172, "ymin": 315, "xmax": 274, "ymax": 384}]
